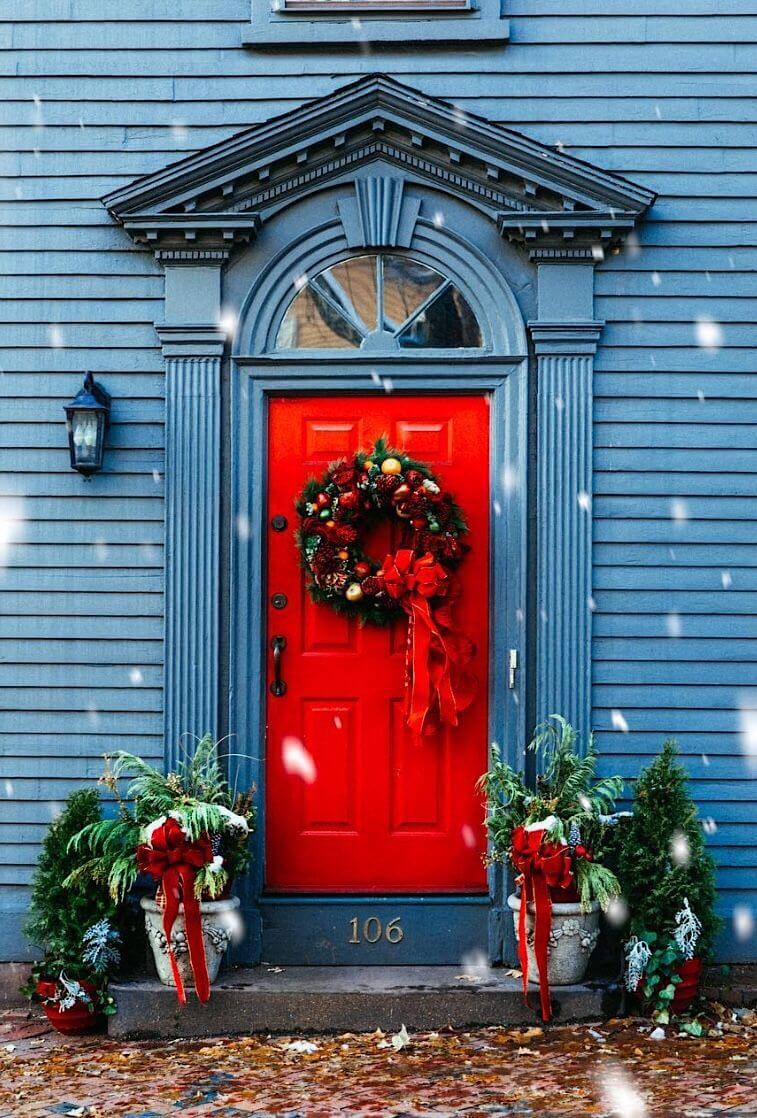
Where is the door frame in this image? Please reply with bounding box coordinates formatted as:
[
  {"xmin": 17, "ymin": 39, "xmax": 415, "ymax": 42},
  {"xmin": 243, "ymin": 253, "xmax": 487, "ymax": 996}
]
[{"xmin": 229, "ymin": 354, "xmax": 527, "ymax": 963}]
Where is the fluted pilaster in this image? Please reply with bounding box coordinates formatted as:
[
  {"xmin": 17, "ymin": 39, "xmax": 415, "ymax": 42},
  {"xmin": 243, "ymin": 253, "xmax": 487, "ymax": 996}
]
[
  {"xmin": 530, "ymin": 322, "xmax": 602, "ymax": 743},
  {"xmin": 159, "ymin": 328, "xmax": 224, "ymax": 771}
]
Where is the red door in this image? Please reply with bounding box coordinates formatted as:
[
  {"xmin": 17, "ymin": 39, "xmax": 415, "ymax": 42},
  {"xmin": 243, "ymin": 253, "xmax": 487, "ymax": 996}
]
[{"xmin": 266, "ymin": 395, "xmax": 489, "ymax": 893}]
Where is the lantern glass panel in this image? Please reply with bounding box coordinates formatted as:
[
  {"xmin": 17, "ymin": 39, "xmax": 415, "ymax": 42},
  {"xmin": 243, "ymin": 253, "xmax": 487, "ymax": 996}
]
[{"xmin": 71, "ymin": 409, "xmax": 104, "ymax": 469}]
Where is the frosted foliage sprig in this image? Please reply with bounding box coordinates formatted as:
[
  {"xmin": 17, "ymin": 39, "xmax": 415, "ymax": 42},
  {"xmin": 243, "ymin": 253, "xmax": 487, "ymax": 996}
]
[
  {"xmin": 57, "ymin": 972, "xmax": 93, "ymax": 1012},
  {"xmin": 81, "ymin": 919, "xmax": 121, "ymax": 975},
  {"xmin": 624, "ymin": 936, "xmax": 652, "ymax": 993},
  {"xmin": 673, "ymin": 897, "xmax": 702, "ymax": 961}
]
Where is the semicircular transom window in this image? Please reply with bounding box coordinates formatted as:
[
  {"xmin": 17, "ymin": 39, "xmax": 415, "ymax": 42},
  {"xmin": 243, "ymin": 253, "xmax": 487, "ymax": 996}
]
[{"xmin": 276, "ymin": 253, "xmax": 483, "ymax": 352}]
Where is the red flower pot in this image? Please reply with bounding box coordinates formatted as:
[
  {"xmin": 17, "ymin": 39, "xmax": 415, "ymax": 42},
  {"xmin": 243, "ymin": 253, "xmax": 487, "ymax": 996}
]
[
  {"xmin": 36, "ymin": 979, "xmax": 104, "ymax": 1036},
  {"xmin": 670, "ymin": 957, "xmax": 702, "ymax": 1014}
]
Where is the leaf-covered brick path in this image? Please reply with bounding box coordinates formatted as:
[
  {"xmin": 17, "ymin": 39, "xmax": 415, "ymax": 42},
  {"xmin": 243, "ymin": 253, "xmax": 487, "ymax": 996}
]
[{"xmin": 0, "ymin": 1011, "xmax": 754, "ymax": 1117}]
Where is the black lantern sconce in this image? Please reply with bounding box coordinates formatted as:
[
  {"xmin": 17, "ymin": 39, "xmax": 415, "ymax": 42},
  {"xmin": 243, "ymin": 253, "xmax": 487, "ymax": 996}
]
[{"xmin": 64, "ymin": 372, "xmax": 111, "ymax": 477}]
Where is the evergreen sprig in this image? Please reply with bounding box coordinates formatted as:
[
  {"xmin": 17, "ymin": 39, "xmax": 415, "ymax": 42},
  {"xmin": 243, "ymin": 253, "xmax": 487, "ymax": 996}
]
[
  {"xmin": 66, "ymin": 736, "xmax": 256, "ymax": 903},
  {"xmin": 478, "ymin": 716, "xmax": 624, "ymax": 911}
]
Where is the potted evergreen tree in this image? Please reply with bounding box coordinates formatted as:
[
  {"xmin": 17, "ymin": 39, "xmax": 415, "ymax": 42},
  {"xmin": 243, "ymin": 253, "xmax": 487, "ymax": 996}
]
[
  {"xmin": 479, "ymin": 716, "xmax": 626, "ymax": 1020},
  {"xmin": 617, "ymin": 740, "xmax": 719, "ymax": 1025},
  {"xmin": 24, "ymin": 789, "xmax": 120, "ymax": 1034}
]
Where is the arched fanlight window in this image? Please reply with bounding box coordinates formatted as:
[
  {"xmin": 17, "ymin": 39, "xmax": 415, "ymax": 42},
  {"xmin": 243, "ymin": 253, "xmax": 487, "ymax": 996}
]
[{"xmin": 276, "ymin": 253, "xmax": 483, "ymax": 351}]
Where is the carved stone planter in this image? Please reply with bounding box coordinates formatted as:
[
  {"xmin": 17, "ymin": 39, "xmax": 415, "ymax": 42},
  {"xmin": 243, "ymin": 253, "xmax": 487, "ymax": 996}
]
[
  {"xmin": 508, "ymin": 893, "xmax": 600, "ymax": 986},
  {"xmin": 141, "ymin": 895, "xmax": 240, "ymax": 989}
]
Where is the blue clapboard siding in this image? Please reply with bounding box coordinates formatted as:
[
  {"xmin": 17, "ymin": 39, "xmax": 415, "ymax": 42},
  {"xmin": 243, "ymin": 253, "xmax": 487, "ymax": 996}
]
[{"xmin": 1, "ymin": 0, "xmax": 755, "ymax": 961}]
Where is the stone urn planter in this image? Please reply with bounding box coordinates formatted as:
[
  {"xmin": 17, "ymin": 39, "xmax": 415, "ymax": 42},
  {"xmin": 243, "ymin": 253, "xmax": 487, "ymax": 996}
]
[
  {"xmin": 141, "ymin": 895, "xmax": 240, "ymax": 990},
  {"xmin": 508, "ymin": 893, "xmax": 600, "ymax": 986}
]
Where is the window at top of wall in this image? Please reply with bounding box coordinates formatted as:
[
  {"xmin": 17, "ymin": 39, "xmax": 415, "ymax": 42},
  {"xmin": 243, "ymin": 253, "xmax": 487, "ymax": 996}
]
[
  {"xmin": 243, "ymin": 0, "xmax": 509, "ymax": 48},
  {"xmin": 275, "ymin": 254, "xmax": 483, "ymax": 352}
]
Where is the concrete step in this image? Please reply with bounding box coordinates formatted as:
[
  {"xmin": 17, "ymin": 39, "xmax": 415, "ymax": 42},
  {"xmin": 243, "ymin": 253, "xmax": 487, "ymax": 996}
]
[{"xmin": 109, "ymin": 966, "xmax": 609, "ymax": 1039}]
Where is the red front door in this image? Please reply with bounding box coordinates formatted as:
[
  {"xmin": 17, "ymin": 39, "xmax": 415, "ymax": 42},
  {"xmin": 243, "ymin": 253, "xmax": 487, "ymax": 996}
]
[{"xmin": 265, "ymin": 395, "xmax": 489, "ymax": 893}]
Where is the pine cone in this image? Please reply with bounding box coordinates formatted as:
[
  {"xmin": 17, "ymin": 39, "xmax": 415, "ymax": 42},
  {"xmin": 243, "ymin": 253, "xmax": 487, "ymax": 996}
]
[
  {"xmin": 360, "ymin": 576, "xmax": 382, "ymax": 597},
  {"xmin": 416, "ymin": 530, "xmax": 444, "ymax": 555},
  {"xmin": 402, "ymin": 494, "xmax": 427, "ymax": 518},
  {"xmin": 405, "ymin": 469, "xmax": 424, "ymax": 489},
  {"xmin": 375, "ymin": 474, "xmax": 401, "ymax": 499},
  {"xmin": 333, "ymin": 524, "xmax": 358, "ymax": 545}
]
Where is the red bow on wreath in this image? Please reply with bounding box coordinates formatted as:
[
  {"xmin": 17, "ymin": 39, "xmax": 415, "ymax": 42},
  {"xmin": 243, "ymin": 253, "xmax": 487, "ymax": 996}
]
[
  {"xmin": 136, "ymin": 818, "xmax": 213, "ymax": 1005},
  {"xmin": 511, "ymin": 825, "xmax": 574, "ymax": 1022},
  {"xmin": 379, "ymin": 548, "xmax": 476, "ymax": 737}
]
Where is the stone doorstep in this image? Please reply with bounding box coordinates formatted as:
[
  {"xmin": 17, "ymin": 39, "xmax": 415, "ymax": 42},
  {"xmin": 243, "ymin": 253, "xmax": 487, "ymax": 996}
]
[{"xmin": 109, "ymin": 966, "xmax": 608, "ymax": 1039}]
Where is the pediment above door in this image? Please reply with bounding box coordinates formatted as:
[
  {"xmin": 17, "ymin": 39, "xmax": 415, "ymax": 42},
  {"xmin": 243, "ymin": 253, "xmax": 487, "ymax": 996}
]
[{"xmin": 103, "ymin": 74, "xmax": 654, "ymax": 260}]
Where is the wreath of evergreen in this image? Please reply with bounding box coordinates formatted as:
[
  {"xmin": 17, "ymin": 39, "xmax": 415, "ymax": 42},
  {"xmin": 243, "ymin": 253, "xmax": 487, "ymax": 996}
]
[{"xmin": 296, "ymin": 438, "xmax": 468, "ymax": 625}]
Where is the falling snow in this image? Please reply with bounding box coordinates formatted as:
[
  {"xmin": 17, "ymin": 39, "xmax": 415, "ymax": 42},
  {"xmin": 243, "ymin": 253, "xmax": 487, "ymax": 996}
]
[
  {"xmin": 737, "ymin": 694, "xmax": 757, "ymax": 772},
  {"xmin": 282, "ymin": 736, "xmax": 317, "ymax": 784},
  {"xmin": 670, "ymin": 829, "xmax": 691, "ymax": 867},
  {"xmin": 695, "ymin": 317, "xmax": 723, "ymax": 351},
  {"xmin": 218, "ymin": 309, "xmax": 238, "ymax": 336},
  {"xmin": 611, "ymin": 709, "xmax": 630, "ymax": 733},
  {"xmin": 600, "ymin": 1066, "xmax": 648, "ymax": 1118},
  {"xmin": 732, "ymin": 904, "xmax": 754, "ymax": 943}
]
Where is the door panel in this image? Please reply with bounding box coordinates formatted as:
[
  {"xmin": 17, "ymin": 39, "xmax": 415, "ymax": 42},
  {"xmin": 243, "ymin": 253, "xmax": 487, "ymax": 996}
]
[{"xmin": 265, "ymin": 394, "xmax": 489, "ymax": 893}]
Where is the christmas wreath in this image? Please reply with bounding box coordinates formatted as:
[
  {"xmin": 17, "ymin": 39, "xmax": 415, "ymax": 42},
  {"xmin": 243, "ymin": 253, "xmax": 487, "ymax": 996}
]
[{"xmin": 296, "ymin": 438, "xmax": 476, "ymax": 735}]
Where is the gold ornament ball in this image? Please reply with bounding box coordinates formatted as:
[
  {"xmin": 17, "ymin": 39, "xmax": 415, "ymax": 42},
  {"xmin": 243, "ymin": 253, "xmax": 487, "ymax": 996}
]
[
  {"xmin": 345, "ymin": 582, "xmax": 364, "ymax": 602},
  {"xmin": 381, "ymin": 457, "xmax": 403, "ymax": 475}
]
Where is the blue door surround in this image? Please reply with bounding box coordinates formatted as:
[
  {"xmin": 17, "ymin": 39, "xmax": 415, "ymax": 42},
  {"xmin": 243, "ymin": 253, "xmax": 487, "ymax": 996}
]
[
  {"xmin": 230, "ymin": 361, "xmax": 526, "ymax": 964},
  {"xmin": 102, "ymin": 75, "xmax": 654, "ymax": 965}
]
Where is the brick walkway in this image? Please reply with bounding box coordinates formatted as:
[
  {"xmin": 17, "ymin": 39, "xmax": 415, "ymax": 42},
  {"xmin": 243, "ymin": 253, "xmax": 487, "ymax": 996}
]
[{"xmin": 0, "ymin": 1012, "xmax": 754, "ymax": 1117}]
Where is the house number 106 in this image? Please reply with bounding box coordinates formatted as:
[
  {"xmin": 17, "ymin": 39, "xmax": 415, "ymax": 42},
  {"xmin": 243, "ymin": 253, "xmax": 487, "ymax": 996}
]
[{"xmin": 348, "ymin": 916, "xmax": 404, "ymax": 944}]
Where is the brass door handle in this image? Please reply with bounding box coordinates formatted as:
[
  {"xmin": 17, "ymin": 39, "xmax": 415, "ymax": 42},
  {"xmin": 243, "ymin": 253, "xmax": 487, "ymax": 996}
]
[{"xmin": 270, "ymin": 635, "xmax": 287, "ymax": 696}]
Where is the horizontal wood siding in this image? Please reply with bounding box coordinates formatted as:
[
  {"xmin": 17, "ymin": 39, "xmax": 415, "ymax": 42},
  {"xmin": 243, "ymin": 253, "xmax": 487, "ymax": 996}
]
[{"xmin": 1, "ymin": 0, "xmax": 754, "ymax": 958}]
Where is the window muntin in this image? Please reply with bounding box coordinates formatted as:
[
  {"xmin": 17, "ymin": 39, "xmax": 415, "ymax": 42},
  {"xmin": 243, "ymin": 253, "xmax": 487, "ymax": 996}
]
[{"xmin": 276, "ymin": 254, "xmax": 482, "ymax": 351}]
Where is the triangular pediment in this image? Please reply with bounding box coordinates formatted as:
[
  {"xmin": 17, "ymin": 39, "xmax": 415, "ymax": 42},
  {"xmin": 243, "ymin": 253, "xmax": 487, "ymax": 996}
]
[{"xmin": 104, "ymin": 74, "xmax": 654, "ymax": 258}]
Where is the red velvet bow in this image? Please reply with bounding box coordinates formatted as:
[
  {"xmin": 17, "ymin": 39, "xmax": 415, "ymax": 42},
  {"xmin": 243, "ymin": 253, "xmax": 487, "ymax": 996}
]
[
  {"xmin": 137, "ymin": 818, "xmax": 213, "ymax": 1005},
  {"xmin": 511, "ymin": 825, "xmax": 574, "ymax": 1022},
  {"xmin": 379, "ymin": 548, "xmax": 476, "ymax": 737}
]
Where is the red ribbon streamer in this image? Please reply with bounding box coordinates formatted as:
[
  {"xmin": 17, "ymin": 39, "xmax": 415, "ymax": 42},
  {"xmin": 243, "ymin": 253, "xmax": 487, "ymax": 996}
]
[
  {"xmin": 137, "ymin": 818, "xmax": 213, "ymax": 1005},
  {"xmin": 379, "ymin": 549, "xmax": 476, "ymax": 736},
  {"xmin": 511, "ymin": 825, "xmax": 574, "ymax": 1022}
]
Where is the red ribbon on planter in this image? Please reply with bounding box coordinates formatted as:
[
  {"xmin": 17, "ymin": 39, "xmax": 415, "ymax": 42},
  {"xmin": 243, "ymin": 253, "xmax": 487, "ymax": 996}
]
[
  {"xmin": 136, "ymin": 818, "xmax": 213, "ymax": 1006},
  {"xmin": 379, "ymin": 548, "xmax": 476, "ymax": 736},
  {"xmin": 511, "ymin": 825, "xmax": 574, "ymax": 1022}
]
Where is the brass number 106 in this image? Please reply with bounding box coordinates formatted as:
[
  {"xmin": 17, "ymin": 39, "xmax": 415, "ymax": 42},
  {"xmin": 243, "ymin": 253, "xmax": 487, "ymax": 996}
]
[{"xmin": 348, "ymin": 916, "xmax": 404, "ymax": 944}]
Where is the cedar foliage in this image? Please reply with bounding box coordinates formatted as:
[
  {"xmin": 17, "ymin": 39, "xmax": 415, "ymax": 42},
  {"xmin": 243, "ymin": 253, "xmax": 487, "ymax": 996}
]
[
  {"xmin": 26, "ymin": 789, "xmax": 115, "ymax": 975},
  {"xmin": 617, "ymin": 739, "xmax": 719, "ymax": 955}
]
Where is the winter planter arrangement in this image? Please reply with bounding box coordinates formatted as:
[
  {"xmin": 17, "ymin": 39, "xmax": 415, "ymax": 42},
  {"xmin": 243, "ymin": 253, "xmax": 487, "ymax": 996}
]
[
  {"xmin": 480, "ymin": 716, "xmax": 628, "ymax": 1021},
  {"xmin": 23, "ymin": 790, "xmax": 120, "ymax": 1034},
  {"xmin": 64, "ymin": 735, "xmax": 256, "ymax": 1006},
  {"xmin": 617, "ymin": 740, "xmax": 719, "ymax": 1030}
]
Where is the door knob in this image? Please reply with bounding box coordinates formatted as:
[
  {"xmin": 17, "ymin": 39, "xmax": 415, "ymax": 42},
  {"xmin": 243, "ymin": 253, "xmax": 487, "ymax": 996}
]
[{"xmin": 270, "ymin": 635, "xmax": 287, "ymax": 696}]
